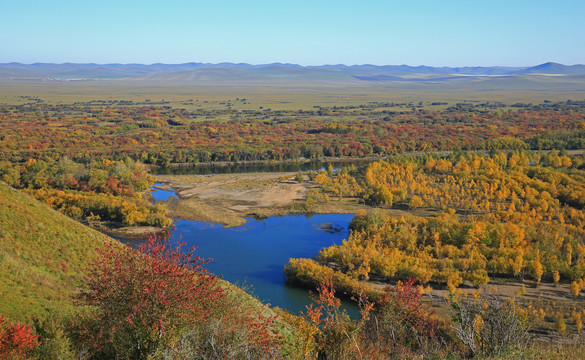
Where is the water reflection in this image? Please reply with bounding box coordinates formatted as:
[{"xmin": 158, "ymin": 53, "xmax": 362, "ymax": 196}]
[{"xmin": 151, "ymin": 160, "xmax": 372, "ymax": 175}]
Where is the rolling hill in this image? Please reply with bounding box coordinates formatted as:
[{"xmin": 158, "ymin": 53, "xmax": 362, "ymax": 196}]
[
  {"xmin": 513, "ymin": 62, "xmax": 585, "ymax": 75},
  {"xmin": 1, "ymin": 62, "xmax": 584, "ymax": 83}
]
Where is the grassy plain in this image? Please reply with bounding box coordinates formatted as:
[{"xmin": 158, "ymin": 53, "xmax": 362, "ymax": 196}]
[{"xmin": 1, "ymin": 75, "xmax": 585, "ymax": 111}]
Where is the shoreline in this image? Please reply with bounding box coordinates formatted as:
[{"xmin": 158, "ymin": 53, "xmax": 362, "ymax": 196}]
[
  {"xmin": 147, "ymin": 149, "xmax": 585, "ymax": 172},
  {"xmin": 155, "ymin": 171, "xmax": 361, "ymax": 228},
  {"xmin": 153, "ymin": 171, "xmax": 430, "ymax": 228}
]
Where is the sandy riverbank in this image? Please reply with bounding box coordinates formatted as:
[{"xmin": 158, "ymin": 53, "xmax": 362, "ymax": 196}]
[{"xmin": 154, "ymin": 172, "xmax": 366, "ymax": 227}]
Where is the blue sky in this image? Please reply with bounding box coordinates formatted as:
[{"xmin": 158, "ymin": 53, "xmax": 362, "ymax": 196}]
[{"xmin": 1, "ymin": 0, "xmax": 584, "ymax": 66}]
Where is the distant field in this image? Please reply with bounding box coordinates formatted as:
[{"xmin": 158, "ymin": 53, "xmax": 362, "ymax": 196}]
[{"xmin": 1, "ymin": 76, "xmax": 584, "ymax": 111}]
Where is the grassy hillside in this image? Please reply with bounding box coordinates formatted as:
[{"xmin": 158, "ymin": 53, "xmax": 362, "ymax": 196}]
[
  {"xmin": 0, "ymin": 181, "xmax": 120, "ymax": 322},
  {"xmin": 0, "ymin": 182, "xmax": 285, "ymax": 335}
]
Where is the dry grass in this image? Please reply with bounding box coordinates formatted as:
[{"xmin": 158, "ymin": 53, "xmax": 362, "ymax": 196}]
[
  {"xmin": 2, "ymin": 78, "xmax": 585, "ymax": 111},
  {"xmin": 157, "ymin": 172, "xmax": 457, "ymax": 227},
  {"xmin": 167, "ymin": 196, "xmax": 248, "ymax": 227}
]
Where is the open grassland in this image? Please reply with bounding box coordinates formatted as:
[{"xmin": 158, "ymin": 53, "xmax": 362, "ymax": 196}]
[{"xmin": 1, "ymin": 76, "xmax": 585, "ymax": 111}]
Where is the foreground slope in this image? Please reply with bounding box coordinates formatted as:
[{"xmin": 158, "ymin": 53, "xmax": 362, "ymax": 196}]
[
  {"xmin": 0, "ymin": 181, "xmax": 119, "ymax": 322},
  {"xmin": 0, "ymin": 181, "xmax": 285, "ymax": 339}
]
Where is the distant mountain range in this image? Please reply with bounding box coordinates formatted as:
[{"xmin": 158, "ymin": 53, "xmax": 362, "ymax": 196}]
[{"xmin": 1, "ymin": 61, "xmax": 584, "ymax": 82}]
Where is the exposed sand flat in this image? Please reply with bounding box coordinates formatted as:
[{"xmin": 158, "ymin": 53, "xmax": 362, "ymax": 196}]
[{"xmin": 155, "ymin": 172, "xmax": 315, "ymax": 227}]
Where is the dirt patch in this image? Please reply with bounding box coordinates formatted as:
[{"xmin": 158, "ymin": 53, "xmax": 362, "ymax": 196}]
[{"xmin": 169, "ymin": 173, "xmax": 307, "ymax": 207}]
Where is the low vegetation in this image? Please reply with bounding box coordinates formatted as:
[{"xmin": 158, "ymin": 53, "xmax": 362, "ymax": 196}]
[{"xmin": 0, "ymin": 181, "xmax": 119, "ymax": 321}]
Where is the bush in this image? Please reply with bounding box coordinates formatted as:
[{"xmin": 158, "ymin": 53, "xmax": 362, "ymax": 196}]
[
  {"xmin": 304, "ymin": 279, "xmax": 362, "ymax": 359},
  {"xmin": 0, "ymin": 314, "xmax": 39, "ymax": 360},
  {"xmin": 361, "ymin": 279, "xmax": 447, "ymax": 358},
  {"xmin": 33, "ymin": 315, "xmax": 75, "ymax": 360},
  {"xmin": 450, "ymin": 292, "xmax": 532, "ymax": 356},
  {"xmin": 77, "ymin": 234, "xmax": 223, "ymax": 359},
  {"xmin": 299, "ymin": 279, "xmax": 454, "ymax": 360},
  {"xmin": 161, "ymin": 283, "xmax": 283, "ymax": 359},
  {"xmin": 163, "ymin": 310, "xmax": 281, "ymax": 359},
  {"xmin": 295, "ymin": 172, "xmax": 304, "ymax": 183}
]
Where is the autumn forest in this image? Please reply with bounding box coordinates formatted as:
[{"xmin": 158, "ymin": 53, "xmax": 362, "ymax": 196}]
[{"xmin": 2, "ymin": 91, "xmax": 585, "ymax": 360}]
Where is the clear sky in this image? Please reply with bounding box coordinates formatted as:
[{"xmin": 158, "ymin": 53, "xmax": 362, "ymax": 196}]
[{"xmin": 1, "ymin": 0, "xmax": 584, "ymax": 66}]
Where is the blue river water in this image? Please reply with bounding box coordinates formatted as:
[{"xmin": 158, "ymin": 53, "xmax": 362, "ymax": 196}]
[
  {"xmin": 150, "ymin": 183, "xmax": 178, "ymax": 201},
  {"xmin": 167, "ymin": 214, "xmax": 358, "ymax": 316},
  {"xmin": 133, "ymin": 185, "xmax": 360, "ymax": 315}
]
